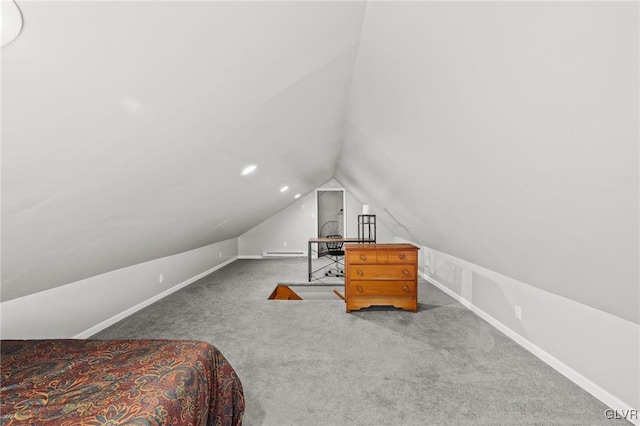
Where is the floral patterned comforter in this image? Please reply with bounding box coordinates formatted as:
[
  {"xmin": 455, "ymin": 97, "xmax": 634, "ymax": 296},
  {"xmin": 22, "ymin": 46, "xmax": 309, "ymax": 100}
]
[{"xmin": 0, "ymin": 339, "xmax": 244, "ymax": 425}]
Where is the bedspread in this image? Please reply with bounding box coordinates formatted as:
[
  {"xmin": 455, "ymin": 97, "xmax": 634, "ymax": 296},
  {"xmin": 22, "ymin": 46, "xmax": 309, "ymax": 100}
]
[{"xmin": 0, "ymin": 339, "xmax": 244, "ymax": 425}]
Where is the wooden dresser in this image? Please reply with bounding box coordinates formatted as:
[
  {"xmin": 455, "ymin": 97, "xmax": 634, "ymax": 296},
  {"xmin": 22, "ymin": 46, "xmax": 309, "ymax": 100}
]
[{"xmin": 343, "ymin": 243, "xmax": 419, "ymax": 313}]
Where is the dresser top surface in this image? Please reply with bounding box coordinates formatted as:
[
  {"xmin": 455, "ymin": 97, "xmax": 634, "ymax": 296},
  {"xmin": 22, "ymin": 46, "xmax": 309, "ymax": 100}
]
[{"xmin": 344, "ymin": 243, "xmax": 418, "ymax": 251}]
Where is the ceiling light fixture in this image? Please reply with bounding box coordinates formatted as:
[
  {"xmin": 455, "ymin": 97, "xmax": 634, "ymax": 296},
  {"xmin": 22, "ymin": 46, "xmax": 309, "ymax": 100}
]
[
  {"xmin": 241, "ymin": 164, "xmax": 257, "ymax": 176},
  {"xmin": 1, "ymin": 0, "xmax": 24, "ymax": 48},
  {"xmin": 294, "ymin": 194, "xmax": 301, "ymax": 199},
  {"xmin": 280, "ymin": 186, "xmax": 289, "ymax": 193}
]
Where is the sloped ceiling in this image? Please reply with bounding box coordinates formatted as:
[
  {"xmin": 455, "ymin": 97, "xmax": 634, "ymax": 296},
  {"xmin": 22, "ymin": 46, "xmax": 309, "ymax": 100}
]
[
  {"xmin": 1, "ymin": 1, "xmax": 366, "ymax": 300},
  {"xmin": 336, "ymin": 1, "xmax": 639, "ymax": 323},
  {"xmin": 1, "ymin": 1, "xmax": 638, "ymax": 325}
]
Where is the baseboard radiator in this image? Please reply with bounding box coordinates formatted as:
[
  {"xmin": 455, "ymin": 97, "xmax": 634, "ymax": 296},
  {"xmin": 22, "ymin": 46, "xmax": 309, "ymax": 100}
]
[{"xmin": 262, "ymin": 251, "xmax": 305, "ymax": 257}]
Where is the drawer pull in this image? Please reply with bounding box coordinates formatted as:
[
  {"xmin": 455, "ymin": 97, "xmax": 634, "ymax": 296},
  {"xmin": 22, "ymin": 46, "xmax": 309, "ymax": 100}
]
[
  {"xmin": 402, "ymin": 270, "xmax": 410, "ymax": 276},
  {"xmin": 359, "ymin": 254, "xmax": 367, "ymax": 261},
  {"xmin": 357, "ymin": 270, "xmax": 364, "ymax": 276},
  {"xmin": 399, "ymin": 254, "xmax": 406, "ymax": 260},
  {"xmin": 356, "ymin": 285, "xmax": 364, "ymax": 293},
  {"xmin": 402, "ymin": 285, "xmax": 409, "ymax": 292}
]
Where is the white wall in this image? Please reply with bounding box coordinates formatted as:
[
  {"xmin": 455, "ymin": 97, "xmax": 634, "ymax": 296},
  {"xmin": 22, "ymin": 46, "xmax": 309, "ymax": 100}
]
[
  {"xmin": 337, "ymin": 1, "xmax": 639, "ymax": 324},
  {"xmin": 407, "ymin": 239, "xmax": 639, "ymax": 418},
  {"xmin": 0, "ymin": 239, "xmax": 238, "ymax": 339},
  {"xmin": 238, "ymin": 190, "xmax": 316, "ymax": 257},
  {"xmin": 238, "ymin": 179, "xmax": 394, "ymax": 257}
]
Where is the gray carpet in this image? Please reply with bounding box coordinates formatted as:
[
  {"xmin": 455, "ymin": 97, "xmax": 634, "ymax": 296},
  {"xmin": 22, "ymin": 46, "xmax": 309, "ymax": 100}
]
[{"xmin": 93, "ymin": 258, "xmax": 625, "ymax": 425}]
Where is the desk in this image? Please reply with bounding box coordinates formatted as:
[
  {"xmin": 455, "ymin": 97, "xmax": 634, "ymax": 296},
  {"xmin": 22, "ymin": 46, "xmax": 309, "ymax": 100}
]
[{"xmin": 308, "ymin": 237, "xmax": 373, "ymax": 281}]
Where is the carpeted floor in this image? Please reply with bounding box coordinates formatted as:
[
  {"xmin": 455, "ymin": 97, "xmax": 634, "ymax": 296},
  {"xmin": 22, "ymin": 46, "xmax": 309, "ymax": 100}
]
[{"xmin": 93, "ymin": 258, "xmax": 625, "ymax": 425}]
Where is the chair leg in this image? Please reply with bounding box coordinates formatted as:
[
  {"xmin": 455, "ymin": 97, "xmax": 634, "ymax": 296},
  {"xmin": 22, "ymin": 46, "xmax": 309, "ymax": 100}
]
[{"xmin": 325, "ymin": 256, "xmax": 344, "ymax": 277}]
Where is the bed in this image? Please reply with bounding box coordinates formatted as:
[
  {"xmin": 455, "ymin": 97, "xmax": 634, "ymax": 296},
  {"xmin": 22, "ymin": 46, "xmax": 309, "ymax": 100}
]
[{"xmin": 0, "ymin": 339, "xmax": 244, "ymax": 425}]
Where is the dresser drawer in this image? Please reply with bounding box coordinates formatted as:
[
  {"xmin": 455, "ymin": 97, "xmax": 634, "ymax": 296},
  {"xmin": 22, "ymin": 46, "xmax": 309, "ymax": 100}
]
[
  {"xmin": 346, "ymin": 250, "xmax": 379, "ymax": 264},
  {"xmin": 348, "ymin": 250, "xmax": 416, "ymax": 265},
  {"xmin": 385, "ymin": 250, "xmax": 417, "ymax": 264},
  {"xmin": 349, "ymin": 281, "xmax": 415, "ymax": 297},
  {"xmin": 349, "ymin": 265, "xmax": 415, "ymax": 280}
]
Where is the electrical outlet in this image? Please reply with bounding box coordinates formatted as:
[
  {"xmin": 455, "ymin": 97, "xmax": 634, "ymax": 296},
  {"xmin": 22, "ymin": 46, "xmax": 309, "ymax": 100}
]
[
  {"xmin": 159, "ymin": 274, "xmax": 164, "ymax": 284},
  {"xmin": 219, "ymin": 251, "xmax": 222, "ymax": 258},
  {"xmin": 515, "ymin": 305, "xmax": 522, "ymax": 320},
  {"xmin": 283, "ymin": 241, "xmax": 287, "ymax": 247}
]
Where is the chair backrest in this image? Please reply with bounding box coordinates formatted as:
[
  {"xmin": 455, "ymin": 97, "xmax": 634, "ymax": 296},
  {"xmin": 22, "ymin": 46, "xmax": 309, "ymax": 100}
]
[{"xmin": 326, "ymin": 235, "xmax": 344, "ymax": 253}]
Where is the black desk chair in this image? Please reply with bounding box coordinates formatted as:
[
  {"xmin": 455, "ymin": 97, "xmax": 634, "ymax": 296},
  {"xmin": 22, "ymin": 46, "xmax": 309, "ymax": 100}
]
[{"xmin": 325, "ymin": 235, "xmax": 345, "ymax": 277}]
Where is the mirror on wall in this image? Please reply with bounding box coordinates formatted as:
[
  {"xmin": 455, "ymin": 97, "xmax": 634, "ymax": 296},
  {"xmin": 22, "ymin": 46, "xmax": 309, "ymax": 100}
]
[{"xmin": 316, "ymin": 189, "xmax": 346, "ymax": 256}]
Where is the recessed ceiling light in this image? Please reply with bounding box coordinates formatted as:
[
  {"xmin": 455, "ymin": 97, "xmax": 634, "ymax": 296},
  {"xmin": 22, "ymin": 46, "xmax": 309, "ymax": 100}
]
[
  {"xmin": 241, "ymin": 164, "xmax": 257, "ymax": 176},
  {"xmin": 294, "ymin": 194, "xmax": 301, "ymax": 199},
  {"xmin": 280, "ymin": 186, "xmax": 289, "ymax": 193}
]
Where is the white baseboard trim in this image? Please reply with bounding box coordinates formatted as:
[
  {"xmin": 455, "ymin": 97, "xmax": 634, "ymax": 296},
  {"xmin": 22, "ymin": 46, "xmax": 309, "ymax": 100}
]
[
  {"xmin": 420, "ymin": 271, "xmax": 638, "ymax": 424},
  {"xmin": 262, "ymin": 250, "xmax": 305, "ymax": 257},
  {"xmin": 75, "ymin": 257, "xmax": 239, "ymax": 339},
  {"xmin": 238, "ymin": 255, "xmax": 264, "ymax": 259}
]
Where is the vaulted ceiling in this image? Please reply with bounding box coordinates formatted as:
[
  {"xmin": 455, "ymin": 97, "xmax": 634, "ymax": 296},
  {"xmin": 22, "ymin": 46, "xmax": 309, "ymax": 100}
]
[
  {"xmin": 2, "ymin": 1, "xmax": 365, "ymax": 301},
  {"xmin": 2, "ymin": 2, "xmax": 638, "ymax": 323}
]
